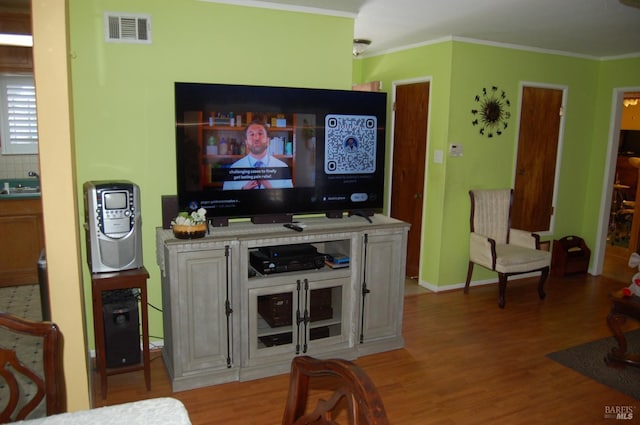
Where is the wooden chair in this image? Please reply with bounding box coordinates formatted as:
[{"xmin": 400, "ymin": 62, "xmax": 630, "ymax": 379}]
[
  {"xmin": 282, "ymin": 356, "xmax": 390, "ymax": 425},
  {"xmin": 465, "ymin": 189, "xmax": 551, "ymax": 308},
  {"xmin": 0, "ymin": 312, "xmax": 65, "ymax": 422}
]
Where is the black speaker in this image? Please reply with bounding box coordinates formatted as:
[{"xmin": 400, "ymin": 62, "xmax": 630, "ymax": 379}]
[
  {"xmin": 161, "ymin": 195, "xmax": 178, "ymax": 229},
  {"xmin": 103, "ymin": 290, "xmax": 140, "ymax": 368}
]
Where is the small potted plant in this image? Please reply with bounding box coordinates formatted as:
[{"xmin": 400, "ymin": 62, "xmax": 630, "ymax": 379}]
[{"xmin": 171, "ymin": 208, "xmax": 208, "ymax": 239}]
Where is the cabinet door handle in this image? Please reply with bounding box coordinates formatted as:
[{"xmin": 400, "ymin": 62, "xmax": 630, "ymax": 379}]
[
  {"xmin": 303, "ymin": 279, "xmax": 309, "ymax": 353},
  {"xmin": 295, "ymin": 280, "xmax": 302, "ymax": 354}
]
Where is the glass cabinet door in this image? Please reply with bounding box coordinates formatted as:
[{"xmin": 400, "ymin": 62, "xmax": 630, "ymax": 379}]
[
  {"xmin": 257, "ymin": 290, "xmax": 294, "ymax": 348},
  {"xmin": 249, "ymin": 281, "xmax": 299, "ymax": 360},
  {"xmin": 308, "ymin": 285, "xmax": 343, "ymax": 343},
  {"xmin": 248, "ymin": 277, "xmax": 350, "ymax": 362},
  {"xmin": 303, "ymin": 279, "xmax": 350, "ymax": 354}
]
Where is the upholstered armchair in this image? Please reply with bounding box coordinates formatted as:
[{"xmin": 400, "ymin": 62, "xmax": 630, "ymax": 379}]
[{"xmin": 465, "ymin": 189, "xmax": 551, "ymax": 308}]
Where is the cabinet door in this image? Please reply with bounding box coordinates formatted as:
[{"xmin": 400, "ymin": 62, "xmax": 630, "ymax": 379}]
[
  {"xmin": 248, "ymin": 276, "xmax": 351, "ymax": 363},
  {"xmin": 305, "ymin": 278, "xmax": 351, "ymax": 353},
  {"xmin": 0, "ymin": 13, "xmax": 32, "ymax": 73},
  {"xmin": 177, "ymin": 248, "xmax": 233, "ymax": 372},
  {"xmin": 0, "ymin": 199, "xmax": 44, "ymax": 286},
  {"xmin": 249, "ymin": 281, "xmax": 298, "ymax": 361},
  {"xmin": 359, "ymin": 232, "xmax": 405, "ymax": 343}
]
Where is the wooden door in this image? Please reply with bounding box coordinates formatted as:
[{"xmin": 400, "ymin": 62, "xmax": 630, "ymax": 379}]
[
  {"xmin": 390, "ymin": 81, "xmax": 429, "ymax": 278},
  {"xmin": 512, "ymin": 86, "xmax": 563, "ymax": 232}
]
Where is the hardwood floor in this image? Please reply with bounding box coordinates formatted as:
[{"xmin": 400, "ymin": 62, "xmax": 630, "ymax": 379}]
[
  {"xmin": 604, "ymin": 243, "xmax": 637, "ymax": 283},
  {"xmin": 93, "ymin": 272, "xmax": 639, "ymax": 424}
]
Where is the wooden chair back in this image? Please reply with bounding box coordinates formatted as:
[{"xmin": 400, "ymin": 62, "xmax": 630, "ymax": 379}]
[
  {"xmin": 282, "ymin": 356, "xmax": 390, "ymax": 425},
  {"xmin": 469, "ymin": 188, "xmax": 512, "ymax": 243},
  {"xmin": 0, "ymin": 312, "xmax": 65, "ymax": 422}
]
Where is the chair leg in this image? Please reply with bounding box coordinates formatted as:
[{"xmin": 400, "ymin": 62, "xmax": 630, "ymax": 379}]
[
  {"xmin": 538, "ymin": 266, "xmax": 549, "ymax": 300},
  {"xmin": 464, "ymin": 262, "xmax": 474, "ymax": 294},
  {"xmin": 498, "ymin": 273, "xmax": 507, "ymax": 308}
]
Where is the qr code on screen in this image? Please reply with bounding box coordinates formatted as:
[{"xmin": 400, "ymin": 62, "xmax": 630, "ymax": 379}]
[{"xmin": 324, "ymin": 114, "xmax": 377, "ymax": 174}]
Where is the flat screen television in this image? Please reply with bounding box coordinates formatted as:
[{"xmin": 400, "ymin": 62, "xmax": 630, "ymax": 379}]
[{"xmin": 174, "ymin": 82, "xmax": 388, "ymax": 224}]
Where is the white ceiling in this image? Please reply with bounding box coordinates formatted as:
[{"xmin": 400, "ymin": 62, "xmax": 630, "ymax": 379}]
[
  {"xmin": 214, "ymin": 0, "xmax": 640, "ymax": 59},
  {"xmin": 6, "ymin": 0, "xmax": 640, "ymax": 58}
]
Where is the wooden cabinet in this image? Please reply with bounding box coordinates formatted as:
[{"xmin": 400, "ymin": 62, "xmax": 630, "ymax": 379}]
[
  {"xmin": 0, "ymin": 13, "xmax": 33, "ymax": 73},
  {"xmin": 91, "ymin": 267, "xmax": 151, "ymax": 399},
  {"xmin": 0, "ymin": 199, "xmax": 44, "ymax": 286},
  {"xmin": 156, "ymin": 214, "xmax": 409, "ymax": 391}
]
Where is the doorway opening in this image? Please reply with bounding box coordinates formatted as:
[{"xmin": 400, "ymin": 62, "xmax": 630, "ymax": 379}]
[
  {"xmin": 600, "ymin": 89, "xmax": 640, "ymax": 283},
  {"xmin": 596, "ymin": 88, "xmax": 640, "ymax": 283}
]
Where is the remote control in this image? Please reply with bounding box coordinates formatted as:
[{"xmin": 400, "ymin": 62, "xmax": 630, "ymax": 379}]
[{"xmin": 284, "ymin": 223, "xmax": 304, "ymax": 232}]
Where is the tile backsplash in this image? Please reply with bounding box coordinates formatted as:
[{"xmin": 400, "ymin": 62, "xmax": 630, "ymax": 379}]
[{"xmin": 0, "ymin": 154, "xmax": 40, "ymax": 179}]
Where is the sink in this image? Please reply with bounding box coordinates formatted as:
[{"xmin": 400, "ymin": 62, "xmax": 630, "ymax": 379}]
[
  {"xmin": 0, "ymin": 178, "xmax": 41, "ymax": 199},
  {"xmin": 0, "ymin": 187, "xmax": 41, "ymax": 199},
  {"xmin": 10, "ymin": 187, "xmax": 40, "ymax": 194}
]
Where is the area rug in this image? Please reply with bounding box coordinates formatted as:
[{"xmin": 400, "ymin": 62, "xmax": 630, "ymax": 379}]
[
  {"xmin": 546, "ymin": 330, "xmax": 640, "ymax": 400},
  {"xmin": 0, "ymin": 284, "xmax": 42, "ymax": 321}
]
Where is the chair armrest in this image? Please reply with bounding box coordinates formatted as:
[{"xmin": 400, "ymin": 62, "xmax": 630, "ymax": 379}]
[
  {"xmin": 510, "ymin": 228, "xmax": 541, "ymax": 249},
  {"xmin": 470, "ymin": 232, "xmax": 497, "ymax": 269}
]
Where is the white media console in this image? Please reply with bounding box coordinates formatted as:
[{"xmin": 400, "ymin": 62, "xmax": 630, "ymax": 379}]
[{"xmin": 156, "ymin": 214, "xmax": 409, "ymax": 391}]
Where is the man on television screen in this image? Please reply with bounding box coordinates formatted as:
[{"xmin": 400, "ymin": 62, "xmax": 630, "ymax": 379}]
[{"xmin": 223, "ymin": 121, "xmax": 294, "ymax": 190}]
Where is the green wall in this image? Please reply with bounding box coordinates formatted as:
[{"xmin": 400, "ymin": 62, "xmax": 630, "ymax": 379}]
[
  {"xmin": 68, "ymin": 0, "xmax": 640, "ymax": 344},
  {"xmin": 69, "ymin": 0, "xmax": 354, "ymax": 344},
  {"xmin": 358, "ymin": 41, "xmax": 640, "ymax": 289}
]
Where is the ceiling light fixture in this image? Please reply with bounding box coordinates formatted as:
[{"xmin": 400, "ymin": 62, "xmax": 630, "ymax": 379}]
[
  {"xmin": 0, "ymin": 33, "xmax": 33, "ymax": 47},
  {"xmin": 353, "ymin": 39, "xmax": 371, "ymax": 57},
  {"xmin": 623, "ymin": 98, "xmax": 640, "ymax": 107}
]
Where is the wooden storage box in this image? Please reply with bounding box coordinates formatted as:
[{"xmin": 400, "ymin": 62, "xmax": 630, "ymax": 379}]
[
  {"xmin": 258, "ymin": 293, "xmax": 293, "ymax": 327},
  {"xmin": 258, "ymin": 288, "xmax": 333, "ymax": 328},
  {"xmin": 258, "ymin": 332, "xmax": 293, "ymax": 347},
  {"xmin": 551, "ymin": 235, "xmax": 591, "ymax": 276},
  {"xmin": 310, "ymin": 288, "xmax": 333, "ymax": 322}
]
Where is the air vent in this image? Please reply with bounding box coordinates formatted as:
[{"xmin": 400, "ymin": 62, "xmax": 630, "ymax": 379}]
[{"xmin": 104, "ymin": 13, "xmax": 151, "ymax": 44}]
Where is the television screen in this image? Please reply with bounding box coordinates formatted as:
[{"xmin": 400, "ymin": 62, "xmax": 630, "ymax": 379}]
[{"xmin": 174, "ymin": 82, "xmax": 388, "ymax": 222}]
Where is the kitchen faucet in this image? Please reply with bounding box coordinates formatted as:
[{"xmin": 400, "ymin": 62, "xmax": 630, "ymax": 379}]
[{"xmin": 28, "ymin": 171, "xmax": 39, "ymax": 178}]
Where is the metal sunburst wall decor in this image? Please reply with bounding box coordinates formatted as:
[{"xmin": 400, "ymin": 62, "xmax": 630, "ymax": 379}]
[{"xmin": 471, "ymin": 86, "xmax": 511, "ymax": 138}]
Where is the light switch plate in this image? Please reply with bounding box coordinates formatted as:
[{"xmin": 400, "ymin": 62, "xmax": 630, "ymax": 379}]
[
  {"xmin": 449, "ymin": 144, "xmax": 463, "ymax": 157},
  {"xmin": 433, "ymin": 149, "xmax": 443, "ymax": 163}
]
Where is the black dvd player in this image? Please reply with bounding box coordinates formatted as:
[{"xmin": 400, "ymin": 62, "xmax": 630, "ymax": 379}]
[
  {"xmin": 258, "ymin": 243, "xmax": 318, "ymax": 258},
  {"xmin": 250, "ymin": 245, "xmax": 325, "ymax": 275}
]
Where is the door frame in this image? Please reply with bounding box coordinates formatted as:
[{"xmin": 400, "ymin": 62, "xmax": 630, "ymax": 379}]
[
  {"xmin": 593, "ymin": 86, "xmax": 640, "ymax": 275},
  {"xmin": 511, "ymin": 81, "xmax": 568, "ymax": 236},
  {"xmin": 386, "ymin": 76, "xmax": 432, "ymax": 281}
]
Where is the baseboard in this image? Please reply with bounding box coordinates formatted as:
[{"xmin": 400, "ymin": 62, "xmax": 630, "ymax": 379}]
[
  {"xmin": 89, "ymin": 339, "xmax": 164, "ymax": 358},
  {"xmin": 423, "ymin": 270, "xmax": 544, "ymax": 293}
]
